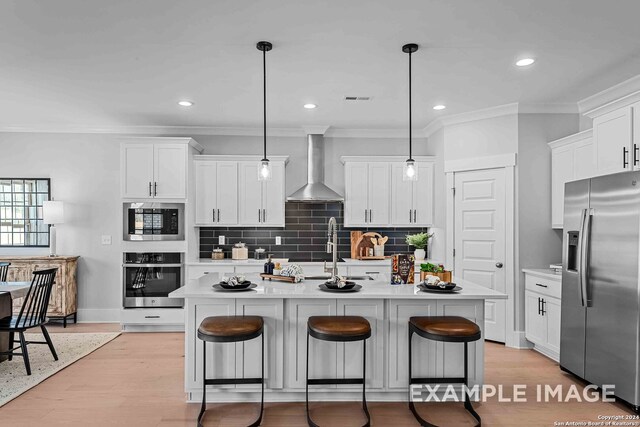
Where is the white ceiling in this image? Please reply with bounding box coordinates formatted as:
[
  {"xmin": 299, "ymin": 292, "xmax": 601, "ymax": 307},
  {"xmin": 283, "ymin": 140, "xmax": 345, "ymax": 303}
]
[{"xmin": 2, "ymin": 0, "xmax": 640, "ymax": 132}]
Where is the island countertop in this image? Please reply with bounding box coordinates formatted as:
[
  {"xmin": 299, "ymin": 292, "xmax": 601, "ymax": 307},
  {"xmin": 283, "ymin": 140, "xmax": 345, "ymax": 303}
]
[{"xmin": 170, "ymin": 273, "xmax": 507, "ymax": 300}]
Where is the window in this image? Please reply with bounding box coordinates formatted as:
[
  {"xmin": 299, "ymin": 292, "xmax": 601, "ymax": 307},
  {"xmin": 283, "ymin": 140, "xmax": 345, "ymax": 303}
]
[{"xmin": 0, "ymin": 179, "xmax": 50, "ymax": 247}]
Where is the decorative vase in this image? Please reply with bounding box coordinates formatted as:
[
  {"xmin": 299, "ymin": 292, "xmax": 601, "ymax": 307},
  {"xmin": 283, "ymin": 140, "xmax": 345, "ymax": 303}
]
[{"xmin": 414, "ymin": 248, "xmax": 426, "ymax": 261}]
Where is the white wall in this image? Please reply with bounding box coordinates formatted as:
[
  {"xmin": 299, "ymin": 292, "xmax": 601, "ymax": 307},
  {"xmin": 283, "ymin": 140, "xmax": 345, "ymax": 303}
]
[{"xmin": 444, "ymin": 114, "xmax": 518, "ymax": 161}]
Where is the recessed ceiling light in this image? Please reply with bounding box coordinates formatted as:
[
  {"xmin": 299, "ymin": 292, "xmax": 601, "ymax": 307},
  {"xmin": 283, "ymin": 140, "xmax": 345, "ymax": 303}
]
[
  {"xmin": 433, "ymin": 105, "xmax": 446, "ymax": 110},
  {"xmin": 303, "ymin": 103, "xmax": 317, "ymax": 109},
  {"xmin": 178, "ymin": 100, "xmax": 194, "ymax": 107},
  {"xmin": 516, "ymin": 58, "xmax": 535, "ymax": 67}
]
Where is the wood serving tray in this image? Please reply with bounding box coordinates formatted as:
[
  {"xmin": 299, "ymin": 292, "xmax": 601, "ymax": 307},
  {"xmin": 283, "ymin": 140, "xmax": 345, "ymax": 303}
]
[{"xmin": 260, "ymin": 273, "xmax": 297, "ymax": 283}]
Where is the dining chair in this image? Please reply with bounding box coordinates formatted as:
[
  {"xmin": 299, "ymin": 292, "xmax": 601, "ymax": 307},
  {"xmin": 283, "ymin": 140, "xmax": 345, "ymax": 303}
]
[
  {"xmin": 0, "ymin": 262, "xmax": 10, "ymax": 281},
  {"xmin": 0, "ymin": 268, "xmax": 59, "ymax": 375}
]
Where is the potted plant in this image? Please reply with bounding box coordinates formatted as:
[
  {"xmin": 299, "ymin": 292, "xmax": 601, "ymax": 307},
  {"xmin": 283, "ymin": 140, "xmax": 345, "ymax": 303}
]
[
  {"xmin": 419, "ymin": 262, "xmax": 452, "ymax": 282},
  {"xmin": 405, "ymin": 232, "xmax": 433, "ymax": 261}
]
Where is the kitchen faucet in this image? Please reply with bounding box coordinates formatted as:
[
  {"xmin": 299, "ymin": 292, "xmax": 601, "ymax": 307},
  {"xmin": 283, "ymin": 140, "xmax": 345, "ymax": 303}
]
[{"xmin": 324, "ymin": 217, "xmax": 339, "ymax": 280}]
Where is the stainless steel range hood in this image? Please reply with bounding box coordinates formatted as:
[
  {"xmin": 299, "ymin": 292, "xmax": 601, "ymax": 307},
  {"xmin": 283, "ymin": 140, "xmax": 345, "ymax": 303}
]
[{"xmin": 287, "ymin": 134, "xmax": 344, "ymax": 202}]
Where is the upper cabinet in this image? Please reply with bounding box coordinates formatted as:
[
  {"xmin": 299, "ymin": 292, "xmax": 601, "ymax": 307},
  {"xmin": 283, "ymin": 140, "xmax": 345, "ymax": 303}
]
[
  {"xmin": 342, "ymin": 156, "xmax": 435, "ymax": 228},
  {"xmin": 121, "ymin": 138, "xmax": 203, "ymax": 200},
  {"xmin": 549, "ymin": 130, "xmax": 594, "ymax": 228},
  {"xmin": 194, "ymin": 156, "xmax": 288, "ymax": 227}
]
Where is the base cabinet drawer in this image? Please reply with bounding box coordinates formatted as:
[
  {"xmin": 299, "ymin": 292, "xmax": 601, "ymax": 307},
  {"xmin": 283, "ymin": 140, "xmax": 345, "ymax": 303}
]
[
  {"xmin": 524, "ymin": 274, "xmax": 561, "ymax": 299},
  {"xmin": 120, "ymin": 308, "xmax": 184, "ymax": 325}
]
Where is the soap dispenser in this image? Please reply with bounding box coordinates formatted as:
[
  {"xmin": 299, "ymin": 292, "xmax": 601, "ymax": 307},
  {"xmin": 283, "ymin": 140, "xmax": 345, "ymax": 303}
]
[{"xmin": 264, "ymin": 254, "xmax": 275, "ymax": 275}]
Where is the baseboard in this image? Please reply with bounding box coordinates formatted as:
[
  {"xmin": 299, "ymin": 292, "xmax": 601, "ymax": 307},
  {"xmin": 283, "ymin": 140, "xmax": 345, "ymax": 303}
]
[
  {"xmin": 76, "ymin": 308, "xmax": 121, "ymax": 323},
  {"xmin": 505, "ymin": 330, "xmax": 533, "ymax": 349}
]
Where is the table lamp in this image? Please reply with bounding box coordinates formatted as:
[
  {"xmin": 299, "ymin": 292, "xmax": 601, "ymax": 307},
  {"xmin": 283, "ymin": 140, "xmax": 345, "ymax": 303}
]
[{"xmin": 43, "ymin": 201, "xmax": 64, "ymax": 257}]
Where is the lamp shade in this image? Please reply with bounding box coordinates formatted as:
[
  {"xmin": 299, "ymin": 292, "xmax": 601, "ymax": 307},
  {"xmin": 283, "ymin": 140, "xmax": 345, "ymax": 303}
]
[{"xmin": 43, "ymin": 201, "xmax": 64, "ymax": 225}]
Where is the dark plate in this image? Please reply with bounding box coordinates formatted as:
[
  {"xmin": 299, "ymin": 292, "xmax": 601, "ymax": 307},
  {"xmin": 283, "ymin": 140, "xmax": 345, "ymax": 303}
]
[
  {"xmin": 218, "ymin": 280, "xmax": 252, "ymax": 289},
  {"xmin": 421, "ymin": 282, "xmax": 457, "ymax": 291},
  {"xmin": 318, "ymin": 284, "xmax": 362, "ymax": 293},
  {"xmin": 418, "ymin": 284, "xmax": 462, "ymax": 293},
  {"xmin": 212, "ymin": 283, "xmax": 257, "ymax": 292},
  {"xmin": 324, "ymin": 280, "xmax": 356, "ymax": 290}
]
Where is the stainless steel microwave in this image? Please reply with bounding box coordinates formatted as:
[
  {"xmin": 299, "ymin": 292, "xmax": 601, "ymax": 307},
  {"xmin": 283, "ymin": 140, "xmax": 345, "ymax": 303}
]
[{"xmin": 123, "ymin": 202, "xmax": 184, "ymax": 241}]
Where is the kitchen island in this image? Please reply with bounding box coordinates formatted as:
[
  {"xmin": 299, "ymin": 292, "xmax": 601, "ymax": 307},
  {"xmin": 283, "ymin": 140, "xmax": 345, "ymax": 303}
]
[{"xmin": 170, "ymin": 273, "xmax": 506, "ymax": 403}]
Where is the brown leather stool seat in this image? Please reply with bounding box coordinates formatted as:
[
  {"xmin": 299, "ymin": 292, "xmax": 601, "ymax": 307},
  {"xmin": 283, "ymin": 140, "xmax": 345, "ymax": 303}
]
[
  {"xmin": 409, "ymin": 316, "xmax": 481, "ymax": 343},
  {"xmin": 308, "ymin": 316, "xmax": 371, "ymax": 341},
  {"xmin": 198, "ymin": 315, "xmax": 264, "ymax": 342}
]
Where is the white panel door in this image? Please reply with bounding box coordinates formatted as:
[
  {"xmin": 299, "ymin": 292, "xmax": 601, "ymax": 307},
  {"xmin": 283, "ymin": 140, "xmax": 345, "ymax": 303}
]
[
  {"xmin": 387, "ymin": 300, "xmax": 438, "ymax": 389},
  {"xmin": 524, "ymin": 291, "xmax": 545, "ymax": 346},
  {"xmin": 390, "ymin": 163, "xmax": 414, "ymax": 226},
  {"xmin": 285, "ymin": 299, "xmax": 337, "ymax": 389},
  {"xmin": 336, "ymin": 299, "xmax": 384, "ymax": 389},
  {"xmin": 344, "ymin": 162, "xmax": 369, "ymax": 226},
  {"xmin": 215, "ymin": 161, "xmax": 238, "ymax": 225},
  {"xmin": 153, "ymin": 143, "xmax": 187, "ymax": 198},
  {"xmin": 195, "ymin": 161, "xmax": 217, "ymax": 225},
  {"xmin": 235, "ymin": 299, "xmax": 284, "ymax": 389},
  {"xmin": 238, "ymin": 162, "xmax": 263, "ymax": 226},
  {"xmin": 413, "ymin": 162, "xmax": 434, "ymax": 226},
  {"xmin": 262, "ymin": 161, "xmax": 285, "ymax": 226},
  {"xmin": 551, "ymin": 145, "xmax": 575, "ymax": 228},
  {"xmin": 367, "ymin": 162, "xmax": 390, "ymax": 225},
  {"xmin": 593, "ymin": 106, "xmax": 632, "ymax": 176},
  {"xmin": 121, "ymin": 143, "xmax": 154, "ymax": 199},
  {"xmin": 454, "ymin": 168, "xmax": 507, "ymax": 343}
]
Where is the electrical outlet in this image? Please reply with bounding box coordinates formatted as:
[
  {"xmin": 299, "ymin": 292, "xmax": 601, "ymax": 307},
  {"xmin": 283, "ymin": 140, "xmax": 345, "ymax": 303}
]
[
  {"xmin": 218, "ymin": 235, "xmax": 226, "ymax": 245},
  {"xmin": 101, "ymin": 235, "xmax": 112, "ymax": 245},
  {"xmin": 275, "ymin": 236, "xmax": 282, "ymax": 245}
]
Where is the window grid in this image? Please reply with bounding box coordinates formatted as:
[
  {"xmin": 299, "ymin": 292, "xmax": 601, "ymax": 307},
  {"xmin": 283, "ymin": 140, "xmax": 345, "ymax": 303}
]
[{"xmin": 0, "ymin": 178, "xmax": 50, "ymax": 247}]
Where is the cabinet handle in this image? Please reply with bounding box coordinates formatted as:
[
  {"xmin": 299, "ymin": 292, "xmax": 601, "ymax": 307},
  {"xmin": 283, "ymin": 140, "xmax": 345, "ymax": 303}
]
[
  {"xmin": 369, "ymin": 209, "xmax": 372, "ymax": 223},
  {"xmin": 623, "ymin": 147, "xmax": 629, "ymax": 168},
  {"xmin": 258, "ymin": 209, "xmax": 261, "ymax": 223},
  {"xmin": 212, "ymin": 209, "xmax": 216, "ymax": 223},
  {"xmin": 414, "ymin": 209, "xmax": 417, "ymax": 223},
  {"xmin": 535, "ymin": 283, "xmax": 548, "ymax": 288},
  {"xmin": 154, "ymin": 182, "xmax": 157, "ymax": 196},
  {"xmin": 144, "ymin": 315, "xmax": 160, "ymax": 319},
  {"xmin": 537, "ymin": 297, "xmax": 541, "ymax": 315},
  {"xmin": 541, "ymin": 299, "xmax": 546, "ymax": 316},
  {"xmin": 263, "ymin": 209, "xmax": 266, "ymax": 223},
  {"xmin": 217, "ymin": 209, "xmax": 220, "ymax": 223},
  {"xmin": 364, "ymin": 209, "xmax": 367, "ymax": 223},
  {"xmin": 409, "ymin": 209, "xmax": 412, "ymax": 223},
  {"xmin": 148, "ymin": 182, "xmax": 152, "ymax": 197},
  {"xmin": 635, "ymin": 144, "xmax": 639, "ymax": 166}
]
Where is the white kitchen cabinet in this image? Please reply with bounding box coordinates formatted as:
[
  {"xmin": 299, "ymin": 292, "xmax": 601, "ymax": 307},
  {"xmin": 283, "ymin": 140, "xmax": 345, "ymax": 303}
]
[
  {"xmin": 238, "ymin": 161, "xmax": 285, "ymax": 227},
  {"xmin": 344, "ymin": 161, "xmax": 390, "ymax": 226},
  {"xmin": 592, "ymin": 106, "xmax": 633, "ymax": 176},
  {"xmin": 121, "ymin": 138, "xmax": 202, "ymax": 200},
  {"xmin": 549, "ymin": 130, "xmax": 594, "ymax": 228},
  {"xmin": 194, "ymin": 160, "xmax": 238, "ymax": 226},
  {"xmin": 523, "ymin": 270, "xmax": 562, "ymax": 361},
  {"xmin": 235, "ymin": 299, "xmax": 284, "ymax": 389},
  {"xmin": 286, "ymin": 299, "xmax": 337, "ymax": 389},
  {"xmin": 390, "ymin": 161, "xmax": 434, "ymax": 227}
]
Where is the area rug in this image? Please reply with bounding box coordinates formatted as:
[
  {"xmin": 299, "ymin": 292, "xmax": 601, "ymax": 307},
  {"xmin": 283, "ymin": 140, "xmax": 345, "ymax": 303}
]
[{"xmin": 0, "ymin": 332, "xmax": 120, "ymax": 407}]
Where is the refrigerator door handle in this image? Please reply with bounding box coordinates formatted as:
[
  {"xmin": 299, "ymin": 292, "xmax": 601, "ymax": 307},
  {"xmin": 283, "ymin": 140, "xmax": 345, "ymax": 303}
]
[
  {"xmin": 581, "ymin": 208, "xmax": 594, "ymax": 307},
  {"xmin": 577, "ymin": 208, "xmax": 587, "ymax": 307}
]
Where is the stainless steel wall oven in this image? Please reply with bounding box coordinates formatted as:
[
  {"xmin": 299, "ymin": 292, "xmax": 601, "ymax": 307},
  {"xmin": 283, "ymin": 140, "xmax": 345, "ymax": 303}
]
[{"xmin": 122, "ymin": 252, "xmax": 184, "ymax": 308}]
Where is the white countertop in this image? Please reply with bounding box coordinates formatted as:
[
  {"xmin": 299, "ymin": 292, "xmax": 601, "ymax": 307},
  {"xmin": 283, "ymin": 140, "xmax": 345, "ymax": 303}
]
[
  {"xmin": 522, "ymin": 268, "xmax": 562, "ymax": 281},
  {"xmin": 187, "ymin": 258, "xmax": 441, "ymax": 267},
  {"xmin": 170, "ymin": 274, "xmax": 507, "ymax": 300}
]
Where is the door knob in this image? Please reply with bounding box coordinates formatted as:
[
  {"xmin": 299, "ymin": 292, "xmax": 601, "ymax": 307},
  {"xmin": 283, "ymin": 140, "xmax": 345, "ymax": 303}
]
[{"xmin": 496, "ymin": 262, "xmax": 503, "ymax": 268}]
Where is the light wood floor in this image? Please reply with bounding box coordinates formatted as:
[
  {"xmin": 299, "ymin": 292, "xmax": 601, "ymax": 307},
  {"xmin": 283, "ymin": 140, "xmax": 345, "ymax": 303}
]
[{"xmin": 0, "ymin": 323, "xmax": 634, "ymax": 426}]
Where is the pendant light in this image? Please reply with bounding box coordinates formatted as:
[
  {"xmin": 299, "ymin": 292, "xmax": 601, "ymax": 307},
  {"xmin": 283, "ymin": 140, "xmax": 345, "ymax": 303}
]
[
  {"xmin": 257, "ymin": 41, "xmax": 273, "ymax": 181},
  {"xmin": 402, "ymin": 43, "xmax": 418, "ymax": 181}
]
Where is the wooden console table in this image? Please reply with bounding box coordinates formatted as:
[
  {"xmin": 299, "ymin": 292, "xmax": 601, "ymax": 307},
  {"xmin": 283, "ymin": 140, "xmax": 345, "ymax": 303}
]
[{"xmin": 0, "ymin": 256, "xmax": 79, "ymax": 327}]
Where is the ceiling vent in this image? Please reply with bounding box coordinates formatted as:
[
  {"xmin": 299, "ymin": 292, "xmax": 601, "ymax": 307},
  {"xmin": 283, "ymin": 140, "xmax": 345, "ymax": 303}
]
[{"xmin": 344, "ymin": 96, "xmax": 371, "ymax": 101}]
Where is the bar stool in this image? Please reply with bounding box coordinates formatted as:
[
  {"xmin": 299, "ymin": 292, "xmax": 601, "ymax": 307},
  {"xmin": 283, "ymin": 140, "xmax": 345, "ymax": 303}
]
[
  {"xmin": 197, "ymin": 316, "xmax": 264, "ymax": 427},
  {"xmin": 408, "ymin": 316, "xmax": 482, "ymax": 427},
  {"xmin": 306, "ymin": 316, "xmax": 372, "ymax": 427}
]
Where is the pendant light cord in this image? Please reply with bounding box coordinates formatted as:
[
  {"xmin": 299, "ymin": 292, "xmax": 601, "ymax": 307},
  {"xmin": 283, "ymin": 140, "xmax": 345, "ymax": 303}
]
[
  {"xmin": 262, "ymin": 47, "xmax": 267, "ymax": 161},
  {"xmin": 408, "ymin": 49, "xmax": 412, "ymax": 160}
]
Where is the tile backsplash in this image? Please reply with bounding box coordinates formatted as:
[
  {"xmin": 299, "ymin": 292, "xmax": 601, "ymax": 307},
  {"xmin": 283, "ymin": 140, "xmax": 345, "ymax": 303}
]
[{"xmin": 199, "ymin": 202, "xmax": 429, "ymax": 261}]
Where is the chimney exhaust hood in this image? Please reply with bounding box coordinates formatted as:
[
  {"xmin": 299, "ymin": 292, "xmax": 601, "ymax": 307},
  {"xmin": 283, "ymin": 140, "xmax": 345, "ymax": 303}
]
[{"xmin": 287, "ymin": 134, "xmax": 344, "ymax": 203}]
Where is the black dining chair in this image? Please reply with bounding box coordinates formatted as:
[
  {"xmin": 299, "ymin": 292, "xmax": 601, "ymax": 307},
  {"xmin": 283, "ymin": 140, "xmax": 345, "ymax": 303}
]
[
  {"xmin": 0, "ymin": 268, "xmax": 58, "ymax": 375},
  {"xmin": 0, "ymin": 262, "xmax": 10, "ymax": 281}
]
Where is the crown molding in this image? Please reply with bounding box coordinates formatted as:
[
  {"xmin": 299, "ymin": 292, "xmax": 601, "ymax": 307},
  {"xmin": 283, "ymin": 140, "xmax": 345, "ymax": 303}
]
[
  {"xmin": 518, "ymin": 103, "xmax": 578, "ymax": 114},
  {"xmin": 578, "ymin": 74, "xmax": 640, "ymax": 116},
  {"xmin": 583, "ymin": 89, "xmax": 640, "ymax": 119},
  {"xmin": 195, "ymin": 154, "xmax": 290, "ymax": 164},
  {"xmin": 547, "ymin": 129, "xmax": 593, "ymax": 149},
  {"xmin": 340, "ymin": 155, "xmax": 436, "ymax": 164}
]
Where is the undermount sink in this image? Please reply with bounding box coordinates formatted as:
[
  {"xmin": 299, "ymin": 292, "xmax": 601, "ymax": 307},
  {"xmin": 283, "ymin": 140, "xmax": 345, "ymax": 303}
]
[{"xmin": 303, "ymin": 275, "xmax": 375, "ymax": 281}]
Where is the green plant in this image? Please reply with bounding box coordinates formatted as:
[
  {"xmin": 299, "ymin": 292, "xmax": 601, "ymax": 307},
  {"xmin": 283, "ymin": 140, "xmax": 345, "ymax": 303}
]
[
  {"xmin": 405, "ymin": 232, "xmax": 433, "ymax": 249},
  {"xmin": 420, "ymin": 263, "xmax": 445, "ymax": 273}
]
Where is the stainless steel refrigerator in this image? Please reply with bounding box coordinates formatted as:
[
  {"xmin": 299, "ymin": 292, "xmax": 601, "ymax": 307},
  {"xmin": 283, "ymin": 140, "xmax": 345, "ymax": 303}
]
[{"xmin": 561, "ymin": 171, "xmax": 640, "ymax": 410}]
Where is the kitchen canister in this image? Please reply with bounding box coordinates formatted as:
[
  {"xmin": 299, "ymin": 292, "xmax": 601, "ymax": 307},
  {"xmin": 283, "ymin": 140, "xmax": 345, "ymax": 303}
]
[
  {"xmin": 254, "ymin": 247, "xmax": 266, "ymax": 260},
  {"xmin": 211, "ymin": 248, "xmax": 224, "ymax": 260},
  {"xmin": 232, "ymin": 242, "xmax": 249, "ymax": 260}
]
